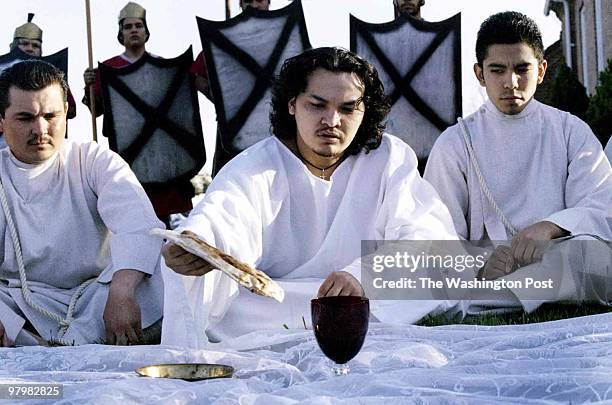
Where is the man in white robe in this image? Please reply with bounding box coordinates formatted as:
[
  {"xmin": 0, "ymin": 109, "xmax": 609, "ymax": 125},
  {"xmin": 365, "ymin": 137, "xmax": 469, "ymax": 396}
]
[
  {"xmin": 162, "ymin": 47, "xmax": 460, "ymax": 347},
  {"xmin": 424, "ymin": 12, "xmax": 612, "ymax": 311},
  {"xmin": 0, "ymin": 60, "xmax": 164, "ymax": 346}
]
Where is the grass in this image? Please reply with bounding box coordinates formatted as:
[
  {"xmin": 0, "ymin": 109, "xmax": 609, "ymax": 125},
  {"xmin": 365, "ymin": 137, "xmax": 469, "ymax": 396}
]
[{"xmin": 418, "ymin": 303, "xmax": 612, "ymax": 327}]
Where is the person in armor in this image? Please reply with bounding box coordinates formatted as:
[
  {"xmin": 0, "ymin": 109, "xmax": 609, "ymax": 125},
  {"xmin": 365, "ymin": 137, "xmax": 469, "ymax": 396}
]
[{"xmin": 83, "ymin": 2, "xmax": 198, "ymax": 224}]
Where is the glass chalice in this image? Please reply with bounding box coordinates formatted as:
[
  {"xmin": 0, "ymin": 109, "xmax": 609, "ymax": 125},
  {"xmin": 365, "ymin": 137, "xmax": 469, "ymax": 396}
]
[{"xmin": 311, "ymin": 296, "xmax": 369, "ymax": 376}]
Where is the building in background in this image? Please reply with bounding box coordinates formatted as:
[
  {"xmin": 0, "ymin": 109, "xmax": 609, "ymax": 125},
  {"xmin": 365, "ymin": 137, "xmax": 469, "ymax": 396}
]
[{"xmin": 543, "ymin": 0, "xmax": 611, "ymax": 95}]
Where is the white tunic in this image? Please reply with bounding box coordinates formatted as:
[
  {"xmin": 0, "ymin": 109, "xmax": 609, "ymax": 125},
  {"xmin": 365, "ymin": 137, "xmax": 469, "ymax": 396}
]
[
  {"xmin": 0, "ymin": 141, "xmax": 164, "ymax": 344},
  {"xmin": 424, "ymin": 99, "xmax": 612, "ymax": 241},
  {"xmin": 424, "ymin": 100, "xmax": 612, "ymax": 313},
  {"xmin": 162, "ymin": 134, "xmax": 460, "ymax": 348}
]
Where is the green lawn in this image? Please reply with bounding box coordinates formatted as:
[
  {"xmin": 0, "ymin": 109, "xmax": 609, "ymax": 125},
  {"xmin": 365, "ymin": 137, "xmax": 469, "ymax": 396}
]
[{"xmin": 418, "ymin": 303, "xmax": 612, "ymax": 326}]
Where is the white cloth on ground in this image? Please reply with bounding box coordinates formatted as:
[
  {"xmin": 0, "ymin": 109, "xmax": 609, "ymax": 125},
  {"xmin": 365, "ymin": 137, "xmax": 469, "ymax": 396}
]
[
  {"xmin": 6, "ymin": 315, "xmax": 612, "ymax": 403},
  {"xmin": 162, "ymin": 134, "xmax": 462, "ymax": 348},
  {"xmin": 0, "ymin": 140, "xmax": 164, "ymax": 344}
]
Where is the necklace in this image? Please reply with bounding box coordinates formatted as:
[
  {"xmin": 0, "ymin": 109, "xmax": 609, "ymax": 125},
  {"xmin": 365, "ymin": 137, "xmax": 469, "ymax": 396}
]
[{"xmin": 295, "ymin": 148, "xmax": 343, "ymax": 179}]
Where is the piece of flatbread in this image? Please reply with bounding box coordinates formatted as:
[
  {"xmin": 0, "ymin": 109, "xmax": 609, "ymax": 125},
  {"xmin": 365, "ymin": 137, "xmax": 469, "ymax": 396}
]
[{"xmin": 151, "ymin": 228, "xmax": 284, "ymax": 303}]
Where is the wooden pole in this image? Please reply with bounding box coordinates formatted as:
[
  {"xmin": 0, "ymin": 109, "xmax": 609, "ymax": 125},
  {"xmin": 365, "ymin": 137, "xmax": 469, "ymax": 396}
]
[
  {"xmin": 225, "ymin": 0, "xmax": 231, "ymax": 20},
  {"xmin": 85, "ymin": 0, "xmax": 98, "ymax": 142}
]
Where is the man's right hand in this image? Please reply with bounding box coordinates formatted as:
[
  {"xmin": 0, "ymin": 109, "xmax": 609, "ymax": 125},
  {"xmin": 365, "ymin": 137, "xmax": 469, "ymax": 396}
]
[
  {"xmin": 317, "ymin": 271, "xmax": 365, "ymax": 297},
  {"xmin": 162, "ymin": 231, "xmax": 216, "ymax": 276},
  {"xmin": 83, "ymin": 68, "xmax": 96, "ymax": 86},
  {"xmin": 0, "ymin": 320, "xmax": 14, "ymax": 347},
  {"xmin": 478, "ymin": 245, "xmax": 516, "ymax": 280}
]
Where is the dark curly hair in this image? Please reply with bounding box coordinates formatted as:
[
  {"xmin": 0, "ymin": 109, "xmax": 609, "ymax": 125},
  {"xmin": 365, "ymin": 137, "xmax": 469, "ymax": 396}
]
[
  {"xmin": 476, "ymin": 11, "xmax": 544, "ymax": 66},
  {"xmin": 270, "ymin": 47, "xmax": 391, "ymax": 155}
]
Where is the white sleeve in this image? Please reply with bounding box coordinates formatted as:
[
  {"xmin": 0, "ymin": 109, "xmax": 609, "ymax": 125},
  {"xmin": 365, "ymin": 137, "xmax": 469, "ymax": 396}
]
[
  {"xmin": 424, "ymin": 128, "xmax": 471, "ymax": 240},
  {"xmin": 380, "ymin": 137, "xmax": 459, "ymax": 241},
  {"xmin": 84, "ymin": 143, "xmax": 164, "ymax": 281},
  {"xmin": 544, "ymin": 117, "xmax": 612, "ymax": 239}
]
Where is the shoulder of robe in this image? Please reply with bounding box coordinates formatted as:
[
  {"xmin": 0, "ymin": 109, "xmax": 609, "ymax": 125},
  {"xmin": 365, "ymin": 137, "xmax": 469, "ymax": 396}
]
[
  {"xmin": 430, "ymin": 123, "xmax": 464, "ymax": 156},
  {"xmin": 374, "ymin": 133, "xmax": 419, "ymax": 175},
  {"xmin": 538, "ymin": 102, "xmax": 597, "ymax": 143},
  {"xmin": 214, "ymin": 137, "xmax": 280, "ymax": 181}
]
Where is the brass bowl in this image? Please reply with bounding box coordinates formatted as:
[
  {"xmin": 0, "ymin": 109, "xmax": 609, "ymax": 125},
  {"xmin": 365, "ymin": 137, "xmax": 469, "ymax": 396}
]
[{"xmin": 136, "ymin": 363, "xmax": 234, "ymax": 381}]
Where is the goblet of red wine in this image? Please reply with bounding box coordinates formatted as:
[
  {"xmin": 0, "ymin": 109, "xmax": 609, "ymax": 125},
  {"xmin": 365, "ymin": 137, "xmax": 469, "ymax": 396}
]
[{"xmin": 311, "ymin": 296, "xmax": 369, "ymax": 376}]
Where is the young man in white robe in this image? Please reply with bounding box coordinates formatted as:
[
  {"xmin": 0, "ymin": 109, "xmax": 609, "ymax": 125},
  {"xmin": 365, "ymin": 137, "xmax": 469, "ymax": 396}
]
[
  {"xmin": 161, "ymin": 47, "xmax": 461, "ymax": 347},
  {"xmin": 424, "ymin": 12, "xmax": 612, "ymax": 311},
  {"xmin": 0, "ymin": 60, "xmax": 164, "ymax": 347}
]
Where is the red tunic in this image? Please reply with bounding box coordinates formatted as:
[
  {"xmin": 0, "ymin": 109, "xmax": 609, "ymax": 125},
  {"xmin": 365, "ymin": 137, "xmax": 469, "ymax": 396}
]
[{"xmin": 189, "ymin": 51, "xmax": 208, "ymax": 79}]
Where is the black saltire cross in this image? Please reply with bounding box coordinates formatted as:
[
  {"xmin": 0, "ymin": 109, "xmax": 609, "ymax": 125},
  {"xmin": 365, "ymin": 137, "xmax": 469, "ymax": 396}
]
[
  {"xmin": 197, "ymin": 0, "xmax": 311, "ymax": 153},
  {"xmin": 350, "ymin": 14, "xmax": 461, "ymax": 131},
  {"xmin": 99, "ymin": 49, "xmax": 204, "ymax": 166}
]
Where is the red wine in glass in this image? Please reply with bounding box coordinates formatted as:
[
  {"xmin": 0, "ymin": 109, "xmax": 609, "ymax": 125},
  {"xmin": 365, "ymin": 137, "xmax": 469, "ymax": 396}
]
[{"xmin": 311, "ymin": 296, "xmax": 369, "ymax": 375}]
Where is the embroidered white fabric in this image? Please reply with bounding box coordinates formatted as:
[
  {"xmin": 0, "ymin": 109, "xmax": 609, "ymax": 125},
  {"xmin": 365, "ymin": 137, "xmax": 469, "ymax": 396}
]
[{"xmin": 2, "ymin": 315, "xmax": 612, "ymax": 403}]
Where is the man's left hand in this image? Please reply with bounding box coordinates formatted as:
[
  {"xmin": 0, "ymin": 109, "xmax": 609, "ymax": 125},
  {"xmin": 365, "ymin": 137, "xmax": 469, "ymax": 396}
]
[
  {"xmin": 511, "ymin": 221, "xmax": 568, "ymax": 266},
  {"xmin": 317, "ymin": 271, "xmax": 365, "ymax": 297},
  {"xmin": 103, "ymin": 269, "xmax": 145, "ymax": 345}
]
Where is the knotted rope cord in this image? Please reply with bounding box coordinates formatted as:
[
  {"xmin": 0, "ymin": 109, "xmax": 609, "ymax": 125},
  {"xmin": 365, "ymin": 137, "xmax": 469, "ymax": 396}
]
[
  {"xmin": 0, "ymin": 178, "xmax": 95, "ymax": 345},
  {"xmin": 457, "ymin": 117, "xmax": 518, "ymax": 237}
]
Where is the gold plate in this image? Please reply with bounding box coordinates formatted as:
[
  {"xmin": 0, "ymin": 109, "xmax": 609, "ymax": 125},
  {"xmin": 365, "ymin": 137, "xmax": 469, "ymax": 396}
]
[{"xmin": 136, "ymin": 363, "xmax": 234, "ymax": 381}]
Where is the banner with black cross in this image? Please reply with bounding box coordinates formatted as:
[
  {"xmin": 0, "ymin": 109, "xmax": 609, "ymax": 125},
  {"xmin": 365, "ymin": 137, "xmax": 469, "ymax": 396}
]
[
  {"xmin": 197, "ymin": 0, "xmax": 311, "ymax": 156},
  {"xmin": 99, "ymin": 47, "xmax": 205, "ymax": 190},
  {"xmin": 351, "ymin": 13, "xmax": 462, "ymax": 172},
  {"xmin": 0, "ymin": 47, "xmax": 68, "ymax": 77}
]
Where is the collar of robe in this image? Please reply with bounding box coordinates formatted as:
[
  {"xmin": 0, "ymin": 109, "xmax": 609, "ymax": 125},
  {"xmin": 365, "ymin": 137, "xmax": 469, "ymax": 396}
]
[
  {"xmin": 484, "ymin": 97, "xmax": 540, "ymax": 121},
  {"xmin": 8, "ymin": 148, "xmax": 59, "ymax": 174}
]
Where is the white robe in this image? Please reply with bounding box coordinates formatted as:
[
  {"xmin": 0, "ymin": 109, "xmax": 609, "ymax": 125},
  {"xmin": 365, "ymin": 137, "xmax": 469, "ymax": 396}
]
[
  {"xmin": 0, "ymin": 141, "xmax": 164, "ymax": 345},
  {"xmin": 162, "ymin": 134, "xmax": 460, "ymax": 348},
  {"xmin": 605, "ymin": 137, "xmax": 612, "ymax": 166},
  {"xmin": 424, "ymin": 99, "xmax": 612, "ymax": 311},
  {"xmin": 424, "ymin": 99, "xmax": 611, "ymax": 241}
]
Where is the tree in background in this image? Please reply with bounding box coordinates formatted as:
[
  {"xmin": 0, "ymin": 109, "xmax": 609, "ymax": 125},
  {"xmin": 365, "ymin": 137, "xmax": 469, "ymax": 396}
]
[
  {"xmin": 549, "ymin": 64, "xmax": 589, "ymax": 120},
  {"xmin": 586, "ymin": 59, "xmax": 612, "ymax": 147}
]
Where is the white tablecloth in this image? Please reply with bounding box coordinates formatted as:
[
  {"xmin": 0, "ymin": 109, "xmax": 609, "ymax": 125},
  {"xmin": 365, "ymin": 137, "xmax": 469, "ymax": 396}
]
[{"xmin": 3, "ymin": 314, "xmax": 612, "ymax": 404}]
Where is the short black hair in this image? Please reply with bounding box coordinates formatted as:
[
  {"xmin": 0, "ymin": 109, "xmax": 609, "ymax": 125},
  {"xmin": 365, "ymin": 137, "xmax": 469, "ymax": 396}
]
[
  {"xmin": 270, "ymin": 47, "xmax": 390, "ymax": 155},
  {"xmin": 117, "ymin": 18, "xmax": 150, "ymax": 45},
  {"xmin": 476, "ymin": 11, "xmax": 544, "ymax": 66},
  {"xmin": 0, "ymin": 60, "xmax": 68, "ymax": 117}
]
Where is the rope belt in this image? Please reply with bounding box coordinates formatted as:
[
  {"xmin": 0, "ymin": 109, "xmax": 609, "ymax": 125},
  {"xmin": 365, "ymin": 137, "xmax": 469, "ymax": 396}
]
[
  {"xmin": 457, "ymin": 117, "xmax": 518, "ymax": 237},
  {"xmin": 456, "ymin": 118, "xmax": 611, "ymax": 252},
  {"xmin": 0, "ymin": 179, "xmax": 95, "ymax": 346}
]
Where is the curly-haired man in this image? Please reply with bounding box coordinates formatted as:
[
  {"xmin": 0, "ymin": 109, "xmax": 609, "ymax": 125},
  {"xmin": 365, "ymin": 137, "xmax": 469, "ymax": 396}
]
[{"xmin": 161, "ymin": 47, "xmax": 458, "ymax": 345}]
